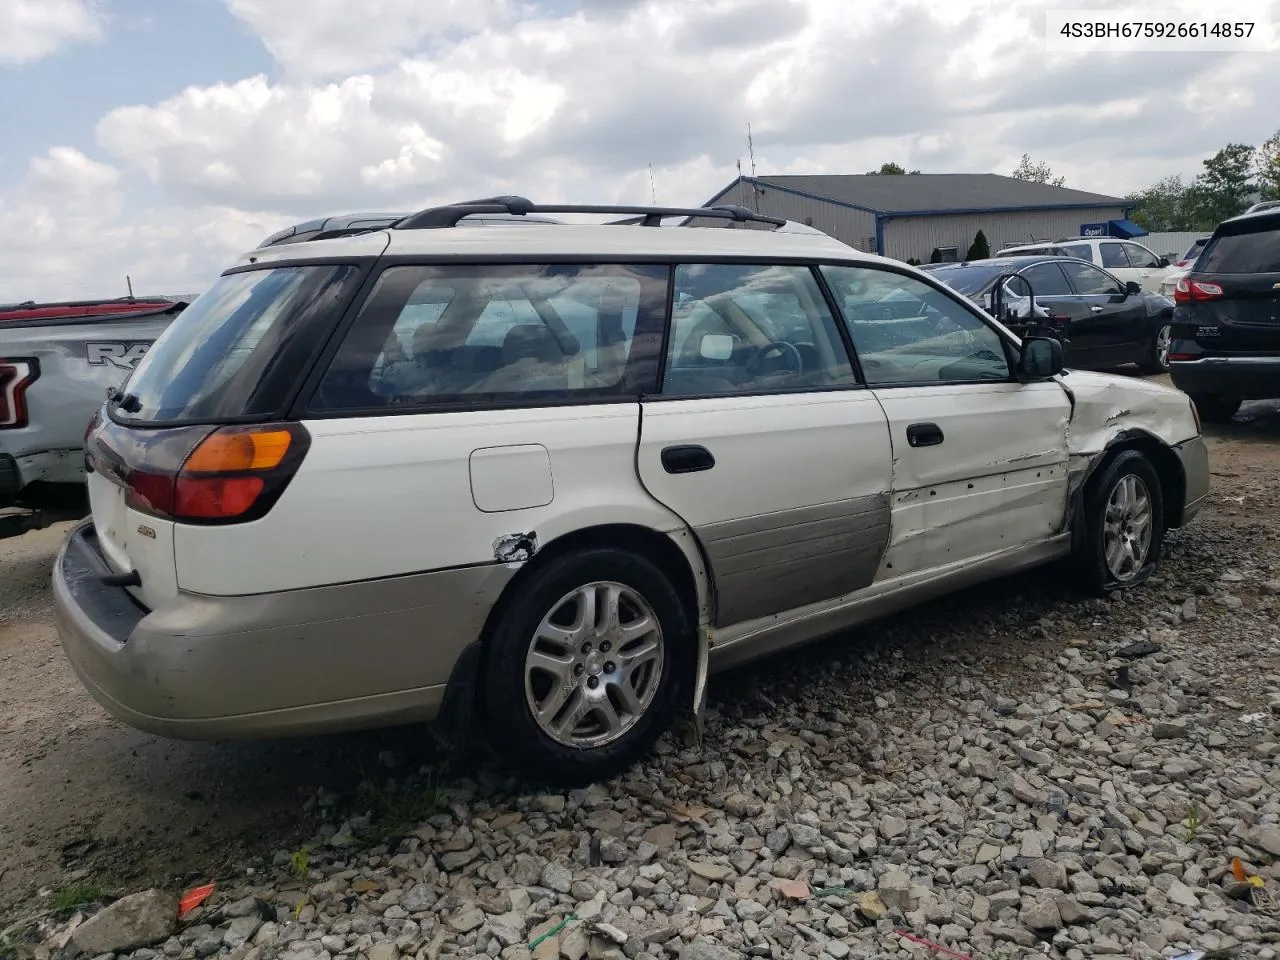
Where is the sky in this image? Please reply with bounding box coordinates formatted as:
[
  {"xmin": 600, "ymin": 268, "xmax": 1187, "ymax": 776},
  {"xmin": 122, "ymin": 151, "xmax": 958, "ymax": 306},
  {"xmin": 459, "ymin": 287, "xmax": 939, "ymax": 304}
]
[{"xmin": 1, "ymin": 0, "xmax": 1278, "ymax": 301}]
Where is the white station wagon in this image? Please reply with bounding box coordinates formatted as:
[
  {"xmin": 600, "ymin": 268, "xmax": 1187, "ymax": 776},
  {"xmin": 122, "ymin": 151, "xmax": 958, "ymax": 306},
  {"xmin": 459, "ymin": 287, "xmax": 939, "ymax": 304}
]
[{"xmin": 53, "ymin": 198, "xmax": 1209, "ymax": 783}]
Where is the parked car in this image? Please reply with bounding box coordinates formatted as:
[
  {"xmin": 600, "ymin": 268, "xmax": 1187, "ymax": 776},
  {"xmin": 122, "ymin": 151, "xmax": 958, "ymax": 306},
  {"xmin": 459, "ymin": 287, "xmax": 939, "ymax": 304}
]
[
  {"xmin": 998, "ymin": 238, "xmax": 1175, "ymax": 294},
  {"xmin": 0, "ymin": 297, "xmax": 187, "ymax": 538},
  {"xmin": 1158, "ymin": 236, "xmax": 1212, "ymax": 298},
  {"xmin": 926, "ymin": 255, "xmax": 1175, "ymax": 373},
  {"xmin": 1168, "ymin": 205, "xmax": 1280, "ymax": 422},
  {"xmin": 53, "ymin": 197, "xmax": 1208, "ymax": 783}
]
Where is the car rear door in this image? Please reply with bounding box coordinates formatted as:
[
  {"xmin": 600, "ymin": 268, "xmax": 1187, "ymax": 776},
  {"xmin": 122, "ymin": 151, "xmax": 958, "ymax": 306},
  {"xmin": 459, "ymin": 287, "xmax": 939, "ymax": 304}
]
[
  {"xmin": 1180, "ymin": 216, "xmax": 1280, "ymax": 355},
  {"xmin": 635, "ymin": 262, "xmax": 893, "ymax": 629},
  {"xmin": 1059, "ymin": 260, "xmax": 1147, "ymax": 364}
]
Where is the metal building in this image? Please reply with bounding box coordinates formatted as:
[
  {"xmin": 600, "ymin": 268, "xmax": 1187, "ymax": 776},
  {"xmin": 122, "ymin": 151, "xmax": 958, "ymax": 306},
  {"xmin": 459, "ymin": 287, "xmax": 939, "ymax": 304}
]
[{"xmin": 691, "ymin": 174, "xmax": 1134, "ymax": 262}]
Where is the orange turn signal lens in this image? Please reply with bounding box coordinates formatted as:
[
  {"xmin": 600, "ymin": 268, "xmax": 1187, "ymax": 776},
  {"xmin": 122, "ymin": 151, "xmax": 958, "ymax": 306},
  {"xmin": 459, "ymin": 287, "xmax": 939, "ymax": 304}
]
[{"xmin": 183, "ymin": 428, "xmax": 293, "ymax": 473}]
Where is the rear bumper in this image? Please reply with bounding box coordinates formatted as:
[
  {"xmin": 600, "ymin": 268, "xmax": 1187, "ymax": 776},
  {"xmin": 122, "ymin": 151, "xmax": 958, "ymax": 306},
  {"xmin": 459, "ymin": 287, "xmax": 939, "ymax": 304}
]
[
  {"xmin": 1173, "ymin": 437, "xmax": 1209, "ymax": 527},
  {"xmin": 1169, "ymin": 356, "xmax": 1280, "ymax": 401},
  {"xmin": 52, "ymin": 520, "xmax": 514, "ymax": 740}
]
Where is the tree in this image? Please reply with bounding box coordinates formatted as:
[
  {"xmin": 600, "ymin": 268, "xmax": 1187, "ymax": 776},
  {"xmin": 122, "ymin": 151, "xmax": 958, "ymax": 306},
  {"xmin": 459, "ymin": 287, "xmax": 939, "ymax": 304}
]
[
  {"xmin": 1127, "ymin": 175, "xmax": 1195, "ymax": 232},
  {"xmin": 1011, "ymin": 153, "xmax": 1066, "ymax": 187},
  {"xmin": 1259, "ymin": 129, "xmax": 1280, "ymax": 201},
  {"xmin": 965, "ymin": 229, "xmax": 990, "ymax": 261},
  {"xmin": 867, "ymin": 161, "xmax": 921, "ymax": 175},
  {"xmin": 929, "ymin": 247, "xmax": 943, "ymax": 263},
  {"xmin": 1188, "ymin": 143, "xmax": 1257, "ymax": 225}
]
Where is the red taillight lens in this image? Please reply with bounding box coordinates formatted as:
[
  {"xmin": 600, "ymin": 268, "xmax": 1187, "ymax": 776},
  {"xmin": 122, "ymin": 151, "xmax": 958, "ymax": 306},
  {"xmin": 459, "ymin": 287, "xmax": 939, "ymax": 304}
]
[
  {"xmin": 0, "ymin": 358, "xmax": 39, "ymax": 429},
  {"xmin": 115, "ymin": 422, "xmax": 310, "ymax": 524},
  {"xmin": 1174, "ymin": 278, "xmax": 1224, "ymax": 304}
]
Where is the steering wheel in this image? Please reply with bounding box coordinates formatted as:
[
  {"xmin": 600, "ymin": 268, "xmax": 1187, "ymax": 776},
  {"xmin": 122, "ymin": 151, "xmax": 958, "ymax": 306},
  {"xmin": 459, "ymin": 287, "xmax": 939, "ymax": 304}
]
[{"xmin": 745, "ymin": 340, "xmax": 804, "ymax": 377}]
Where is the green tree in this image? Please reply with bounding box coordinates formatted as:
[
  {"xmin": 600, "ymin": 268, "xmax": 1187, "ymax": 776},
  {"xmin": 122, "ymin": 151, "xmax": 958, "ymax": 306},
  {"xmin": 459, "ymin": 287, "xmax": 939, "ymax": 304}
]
[
  {"xmin": 965, "ymin": 229, "xmax": 990, "ymax": 260},
  {"xmin": 867, "ymin": 162, "xmax": 921, "ymax": 175},
  {"xmin": 1011, "ymin": 153, "xmax": 1066, "ymax": 187},
  {"xmin": 929, "ymin": 247, "xmax": 943, "ymax": 263},
  {"xmin": 1258, "ymin": 129, "xmax": 1280, "ymax": 201},
  {"xmin": 1127, "ymin": 175, "xmax": 1195, "ymax": 232},
  {"xmin": 1188, "ymin": 143, "xmax": 1257, "ymax": 224}
]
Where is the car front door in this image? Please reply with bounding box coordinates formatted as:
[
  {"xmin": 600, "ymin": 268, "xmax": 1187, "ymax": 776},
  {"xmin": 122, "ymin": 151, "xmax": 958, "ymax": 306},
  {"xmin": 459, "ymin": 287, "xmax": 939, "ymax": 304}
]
[
  {"xmin": 1008, "ymin": 260, "xmax": 1091, "ymax": 364},
  {"xmin": 1059, "ymin": 260, "xmax": 1147, "ymax": 365},
  {"xmin": 1119, "ymin": 241, "xmax": 1171, "ymax": 293},
  {"xmin": 636, "ymin": 262, "xmax": 893, "ymax": 629},
  {"xmin": 821, "ymin": 264, "xmax": 1071, "ymax": 582}
]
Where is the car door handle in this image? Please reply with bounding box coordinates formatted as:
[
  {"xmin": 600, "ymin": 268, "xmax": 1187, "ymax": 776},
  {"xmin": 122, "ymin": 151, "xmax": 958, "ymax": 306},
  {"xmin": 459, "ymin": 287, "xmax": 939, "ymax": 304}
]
[
  {"xmin": 661, "ymin": 444, "xmax": 715, "ymax": 474},
  {"xmin": 1091, "ymin": 305, "xmax": 1104, "ymax": 312},
  {"xmin": 906, "ymin": 423, "xmax": 944, "ymax": 448}
]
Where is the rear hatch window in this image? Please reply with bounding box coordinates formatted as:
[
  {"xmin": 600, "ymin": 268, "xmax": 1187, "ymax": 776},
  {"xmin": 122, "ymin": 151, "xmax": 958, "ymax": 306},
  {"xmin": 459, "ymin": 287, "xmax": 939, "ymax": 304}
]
[
  {"xmin": 1197, "ymin": 226, "xmax": 1280, "ymax": 274},
  {"xmin": 112, "ymin": 265, "xmax": 362, "ymax": 424}
]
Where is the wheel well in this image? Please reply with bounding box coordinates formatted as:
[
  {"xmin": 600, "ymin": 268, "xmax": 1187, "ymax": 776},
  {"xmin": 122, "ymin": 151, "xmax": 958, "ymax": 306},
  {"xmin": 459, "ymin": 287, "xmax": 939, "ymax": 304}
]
[
  {"xmin": 479, "ymin": 523, "xmax": 702, "ymax": 649},
  {"xmin": 1097, "ymin": 433, "xmax": 1187, "ymax": 530}
]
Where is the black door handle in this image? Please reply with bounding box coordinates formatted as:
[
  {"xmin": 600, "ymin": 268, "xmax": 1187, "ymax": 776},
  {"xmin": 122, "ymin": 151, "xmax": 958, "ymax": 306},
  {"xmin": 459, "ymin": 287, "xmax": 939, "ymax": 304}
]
[
  {"xmin": 906, "ymin": 423, "xmax": 944, "ymax": 448},
  {"xmin": 661, "ymin": 444, "xmax": 715, "ymax": 474}
]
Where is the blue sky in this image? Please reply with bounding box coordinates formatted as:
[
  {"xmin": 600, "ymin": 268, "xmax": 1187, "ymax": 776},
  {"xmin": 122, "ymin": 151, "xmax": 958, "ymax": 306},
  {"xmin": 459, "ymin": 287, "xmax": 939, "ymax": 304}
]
[{"xmin": 1, "ymin": 0, "xmax": 1277, "ymax": 301}]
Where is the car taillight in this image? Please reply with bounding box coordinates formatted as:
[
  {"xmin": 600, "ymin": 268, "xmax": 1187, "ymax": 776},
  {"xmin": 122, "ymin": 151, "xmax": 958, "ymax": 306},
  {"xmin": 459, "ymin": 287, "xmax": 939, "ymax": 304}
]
[
  {"xmin": 0, "ymin": 358, "xmax": 39, "ymax": 429},
  {"xmin": 1173, "ymin": 278, "xmax": 1224, "ymax": 303},
  {"xmin": 113, "ymin": 422, "xmax": 311, "ymax": 524}
]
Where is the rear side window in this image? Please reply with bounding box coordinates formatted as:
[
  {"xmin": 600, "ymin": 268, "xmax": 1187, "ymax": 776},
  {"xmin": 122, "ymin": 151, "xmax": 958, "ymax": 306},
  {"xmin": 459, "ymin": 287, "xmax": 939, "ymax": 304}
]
[
  {"xmin": 1197, "ymin": 227, "xmax": 1280, "ymax": 274},
  {"xmin": 313, "ymin": 263, "xmax": 668, "ymax": 410},
  {"xmin": 114, "ymin": 265, "xmax": 361, "ymax": 423},
  {"xmin": 1060, "ymin": 243, "xmax": 1093, "ymax": 262}
]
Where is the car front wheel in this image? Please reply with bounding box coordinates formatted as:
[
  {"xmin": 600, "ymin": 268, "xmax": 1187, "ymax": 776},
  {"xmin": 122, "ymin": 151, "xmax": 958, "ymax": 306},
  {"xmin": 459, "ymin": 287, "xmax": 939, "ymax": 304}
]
[
  {"xmin": 1075, "ymin": 449, "xmax": 1164, "ymax": 594},
  {"xmin": 481, "ymin": 547, "xmax": 691, "ymax": 784}
]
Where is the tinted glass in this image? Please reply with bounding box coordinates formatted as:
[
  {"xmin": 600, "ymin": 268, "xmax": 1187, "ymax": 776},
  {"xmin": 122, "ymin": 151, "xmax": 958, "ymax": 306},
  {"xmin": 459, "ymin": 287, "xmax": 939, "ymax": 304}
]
[
  {"xmin": 1122, "ymin": 243, "xmax": 1161, "ymax": 268},
  {"xmin": 115, "ymin": 265, "xmax": 360, "ymax": 423},
  {"xmin": 821, "ymin": 266, "xmax": 1011, "ymax": 385},
  {"xmin": 1197, "ymin": 228, "xmax": 1280, "ymax": 274},
  {"xmin": 1061, "ymin": 261, "xmax": 1122, "ymax": 296},
  {"xmin": 1100, "ymin": 243, "xmax": 1129, "ymax": 268},
  {"xmin": 1019, "ymin": 262, "xmax": 1072, "ymax": 297},
  {"xmin": 924, "ymin": 263, "xmax": 1009, "ymax": 296},
  {"xmin": 1060, "ymin": 243, "xmax": 1093, "ymax": 262},
  {"xmin": 313, "ymin": 264, "xmax": 667, "ymax": 410},
  {"xmin": 662, "ymin": 264, "xmax": 854, "ymax": 397}
]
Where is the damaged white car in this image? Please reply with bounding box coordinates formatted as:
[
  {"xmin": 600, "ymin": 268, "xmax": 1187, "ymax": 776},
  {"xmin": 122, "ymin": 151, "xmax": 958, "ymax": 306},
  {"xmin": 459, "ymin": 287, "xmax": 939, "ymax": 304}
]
[{"xmin": 52, "ymin": 197, "xmax": 1208, "ymax": 784}]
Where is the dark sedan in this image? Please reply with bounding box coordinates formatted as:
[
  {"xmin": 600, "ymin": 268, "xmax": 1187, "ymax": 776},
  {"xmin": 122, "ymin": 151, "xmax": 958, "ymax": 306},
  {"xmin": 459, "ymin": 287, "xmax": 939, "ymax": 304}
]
[{"xmin": 926, "ymin": 255, "xmax": 1176, "ymax": 374}]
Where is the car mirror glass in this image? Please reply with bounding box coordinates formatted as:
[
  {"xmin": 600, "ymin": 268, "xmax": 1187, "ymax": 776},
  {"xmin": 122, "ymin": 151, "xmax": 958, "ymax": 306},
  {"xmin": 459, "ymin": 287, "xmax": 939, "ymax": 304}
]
[{"xmin": 700, "ymin": 334, "xmax": 735, "ymax": 362}]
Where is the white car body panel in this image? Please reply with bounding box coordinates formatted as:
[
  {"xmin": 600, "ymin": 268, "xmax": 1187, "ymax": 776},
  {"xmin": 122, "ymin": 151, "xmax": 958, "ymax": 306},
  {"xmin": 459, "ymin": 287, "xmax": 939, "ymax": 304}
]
[{"xmin": 86, "ymin": 471, "xmax": 180, "ymax": 609}]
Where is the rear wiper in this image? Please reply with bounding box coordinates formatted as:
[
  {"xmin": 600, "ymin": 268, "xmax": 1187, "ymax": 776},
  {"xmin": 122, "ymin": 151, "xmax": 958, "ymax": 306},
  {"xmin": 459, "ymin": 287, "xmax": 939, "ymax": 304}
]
[{"xmin": 112, "ymin": 391, "xmax": 142, "ymax": 413}]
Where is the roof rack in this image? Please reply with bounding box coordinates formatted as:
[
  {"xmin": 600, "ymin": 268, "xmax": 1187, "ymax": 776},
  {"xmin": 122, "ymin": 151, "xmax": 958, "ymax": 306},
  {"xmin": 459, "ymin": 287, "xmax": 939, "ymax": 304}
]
[{"xmin": 392, "ymin": 196, "xmax": 786, "ymax": 230}]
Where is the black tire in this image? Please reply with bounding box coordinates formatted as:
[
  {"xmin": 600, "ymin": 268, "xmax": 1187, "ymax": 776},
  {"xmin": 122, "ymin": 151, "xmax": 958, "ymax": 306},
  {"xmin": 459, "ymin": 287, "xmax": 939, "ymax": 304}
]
[
  {"xmin": 1189, "ymin": 394, "xmax": 1242, "ymax": 424},
  {"xmin": 1137, "ymin": 319, "xmax": 1171, "ymax": 374},
  {"xmin": 1073, "ymin": 449, "xmax": 1164, "ymax": 595},
  {"xmin": 480, "ymin": 548, "xmax": 692, "ymax": 785}
]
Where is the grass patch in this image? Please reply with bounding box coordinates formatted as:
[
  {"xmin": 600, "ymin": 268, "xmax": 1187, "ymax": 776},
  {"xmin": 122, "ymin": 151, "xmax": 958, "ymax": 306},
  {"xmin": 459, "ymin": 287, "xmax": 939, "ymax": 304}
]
[
  {"xmin": 355, "ymin": 765, "xmax": 450, "ymax": 844},
  {"xmin": 51, "ymin": 884, "xmax": 104, "ymax": 918}
]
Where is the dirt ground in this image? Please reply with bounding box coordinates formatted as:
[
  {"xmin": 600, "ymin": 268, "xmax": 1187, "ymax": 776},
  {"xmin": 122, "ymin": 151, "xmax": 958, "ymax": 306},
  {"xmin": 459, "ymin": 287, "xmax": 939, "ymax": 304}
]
[{"xmin": 3, "ymin": 375, "xmax": 1279, "ymax": 926}]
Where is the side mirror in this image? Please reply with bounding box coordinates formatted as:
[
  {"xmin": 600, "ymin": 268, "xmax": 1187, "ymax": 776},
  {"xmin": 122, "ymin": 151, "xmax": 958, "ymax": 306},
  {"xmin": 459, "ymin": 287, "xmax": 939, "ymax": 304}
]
[
  {"xmin": 699, "ymin": 333, "xmax": 735, "ymax": 361},
  {"xmin": 1125, "ymin": 280, "xmax": 1142, "ymax": 296},
  {"xmin": 1158, "ymin": 256, "xmax": 1170, "ymax": 267},
  {"xmin": 1018, "ymin": 337, "xmax": 1064, "ymax": 381}
]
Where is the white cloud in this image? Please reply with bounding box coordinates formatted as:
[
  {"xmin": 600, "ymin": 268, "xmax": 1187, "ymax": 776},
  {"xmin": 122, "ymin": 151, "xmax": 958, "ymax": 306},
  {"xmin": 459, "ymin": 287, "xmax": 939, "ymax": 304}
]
[
  {"xmin": 0, "ymin": 0, "xmax": 101, "ymax": 66},
  {"xmin": 3, "ymin": 0, "xmax": 1280, "ymax": 300}
]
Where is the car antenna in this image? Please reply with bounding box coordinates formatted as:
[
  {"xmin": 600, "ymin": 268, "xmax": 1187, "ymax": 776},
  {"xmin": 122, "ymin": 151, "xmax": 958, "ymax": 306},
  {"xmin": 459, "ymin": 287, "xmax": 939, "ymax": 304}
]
[{"xmin": 126, "ymin": 275, "xmax": 134, "ymax": 300}]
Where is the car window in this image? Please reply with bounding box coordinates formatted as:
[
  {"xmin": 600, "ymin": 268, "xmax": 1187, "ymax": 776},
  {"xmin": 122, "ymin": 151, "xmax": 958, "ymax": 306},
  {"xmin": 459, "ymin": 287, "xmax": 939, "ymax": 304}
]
[
  {"xmin": 313, "ymin": 263, "xmax": 667, "ymax": 409},
  {"xmin": 1197, "ymin": 227, "xmax": 1280, "ymax": 274},
  {"xmin": 661, "ymin": 264, "xmax": 855, "ymax": 397},
  {"xmin": 1017, "ymin": 262, "xmax": 1073, "ymax": 297},
  {"xmin": 1061, "ymin": 261, "xmax": 1123, "ymax": 296},
  {"xmin": 820, "ymin": 266, "xmax": 1011, "ymax": 386},
  {"xmin": 1122, "ymin": 243, "xmax": 1161, "ymax": 268},
  {"xmin": 1100, "ymin": 243, "xmax": 1129, "ymax": 269},
  {"xmin": 1060, "ymin": 243, "xmax": 1093, "ymax": 262}
]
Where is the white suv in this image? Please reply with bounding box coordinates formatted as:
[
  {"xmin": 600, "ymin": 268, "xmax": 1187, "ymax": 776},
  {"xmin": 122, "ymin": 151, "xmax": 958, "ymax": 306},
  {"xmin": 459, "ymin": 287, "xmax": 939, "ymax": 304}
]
[
  {"xmin": 53, "ymin": 198, "xmax": 1209, "ymax": 783},
  {"xmin": 999, "ymin": 238, "xmax": 1175, "ymax": 294}
]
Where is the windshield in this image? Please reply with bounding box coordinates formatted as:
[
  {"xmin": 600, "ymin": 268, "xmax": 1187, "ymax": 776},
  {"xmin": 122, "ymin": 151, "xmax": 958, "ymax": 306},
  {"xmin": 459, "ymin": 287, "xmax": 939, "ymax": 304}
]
[
  {"xmin": 114, "ymin": 264, "xmax": 361, "ymax": 423},
  {"xmin": 923, "ymin": 262, "xmax": 1011, "ymax": 296}
]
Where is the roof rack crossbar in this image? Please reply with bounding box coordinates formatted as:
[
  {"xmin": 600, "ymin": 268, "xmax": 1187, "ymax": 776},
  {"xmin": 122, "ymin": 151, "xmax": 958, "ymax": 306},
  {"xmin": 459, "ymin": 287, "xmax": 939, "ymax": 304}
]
[{"xmin": 393, "ymin": 197, "xmax": 786, "ymax": 230}]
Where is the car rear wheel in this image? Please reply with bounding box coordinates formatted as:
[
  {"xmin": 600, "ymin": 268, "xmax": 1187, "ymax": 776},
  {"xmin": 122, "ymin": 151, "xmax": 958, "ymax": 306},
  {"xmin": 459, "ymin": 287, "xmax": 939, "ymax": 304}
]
[
  {"xmin": 1189, "ymin": 394, "xmax": 1241, "ymax": 424},
  {"xmin": 1074, "ymin": 449, "xmax": 1164, "ymax": 595},
  {"xmin": 481, "ymin": 547, "xmax": 691, "ymax": 784},
  {"xmin": 1138, "ymin": 321, "xmax": 1172, "ymax": 374}
]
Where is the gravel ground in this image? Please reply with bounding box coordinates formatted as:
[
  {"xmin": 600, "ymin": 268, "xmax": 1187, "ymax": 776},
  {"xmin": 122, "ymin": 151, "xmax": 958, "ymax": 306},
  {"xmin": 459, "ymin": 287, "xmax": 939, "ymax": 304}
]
[{"xmin": 3, "ymin": 384, "xmax": 1280, "ymax": 960}]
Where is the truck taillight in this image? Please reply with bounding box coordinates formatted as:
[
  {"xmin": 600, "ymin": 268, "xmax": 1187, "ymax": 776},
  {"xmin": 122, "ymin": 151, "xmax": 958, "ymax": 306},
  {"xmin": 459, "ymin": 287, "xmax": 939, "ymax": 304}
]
[
  {"xmin": 122, "ymin": 422, "xmax": 311, "ymax": 523},
  {"xmin": 1173, "ymin": 278, "xmax": 1224, "ymax": 304},
  {"xmin": 0, "ymin": 358, "xmax": 39, "ymax": 429}
]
